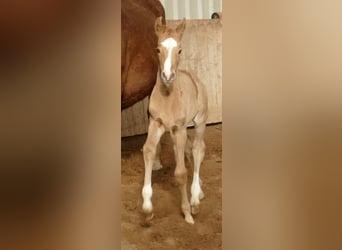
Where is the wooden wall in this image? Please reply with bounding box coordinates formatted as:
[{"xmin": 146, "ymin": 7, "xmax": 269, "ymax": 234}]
[{"xmin": 121, "ymin": 19, "xmax": 222, "ymax": 137}]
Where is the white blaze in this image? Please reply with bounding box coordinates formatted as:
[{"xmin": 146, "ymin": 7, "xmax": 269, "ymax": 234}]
[{"xmin": 161, "ymin": 37, "xmax": 177, "ymax": 79}]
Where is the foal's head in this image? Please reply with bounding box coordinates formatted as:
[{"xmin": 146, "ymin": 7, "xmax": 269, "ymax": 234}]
[{"xmin": 154, "ymin": 17, "xmax": 186, "ymax": 85}]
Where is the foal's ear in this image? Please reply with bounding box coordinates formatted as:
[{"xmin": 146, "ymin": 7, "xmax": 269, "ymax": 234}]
[
  {"xmin": 176, "ymin": 18, "xmax": 186, "ymax": 37},
  {"xmin": 155, "ymin": 16, "xmax": 165, "ymax": 35}
]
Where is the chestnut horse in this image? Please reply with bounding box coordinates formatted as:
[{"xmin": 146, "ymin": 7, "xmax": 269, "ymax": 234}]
[
  {"xmin": 142, "ymin": 17, "xmax": 208, "ymax": 224},
  {"xmin": 121, "ymin": 0, "xmax": 166, "ymax": 109}
]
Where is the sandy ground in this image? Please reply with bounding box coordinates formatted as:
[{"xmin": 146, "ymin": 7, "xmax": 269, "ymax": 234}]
[{"xmin": 121, "ymin": 123, "xmax": 222, "ymax": 250}]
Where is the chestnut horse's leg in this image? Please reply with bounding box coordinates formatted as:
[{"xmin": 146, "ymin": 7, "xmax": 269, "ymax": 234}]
[
  {"xmin": 142, "ymin": 119, "xmax": 165, "ymax": 220},
  {"xmin": 190, "ymin": 122, "xmax": 206, "ymax": 215},
  {"xmin": 171, "ymin": 127, "xmax": 194, "ymax": 224}
]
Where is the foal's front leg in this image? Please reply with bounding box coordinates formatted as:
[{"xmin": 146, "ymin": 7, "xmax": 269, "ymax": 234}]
[
  {"xmin": 152, "ymin": 142, "xmax": 163, "ymax": 170},
  {"xmin": 171, "ymin": 127, "xmax": 194, "ymax": 224},
  {"xmin": 142, "ymin": 119, "xmax": 165, "ymax": 220},
  {"xmin": 191, "ymin": 123, "xmax": 206, "ymax": 215}
]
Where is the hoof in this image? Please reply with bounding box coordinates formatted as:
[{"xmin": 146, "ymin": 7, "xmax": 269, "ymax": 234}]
[
  {"xmin": 142, "ymin": 202, "xmax": 153, "ymax": 215},
  {"xmin": 199, "ymin": 191, "xmax": 205, "ymax": 200},
  {"xmin": 145, "ymin": 212, "xmax": 154, "ymax": 221},
  {"xmin": 185, "ymin": 214, "xmax": 195, "ymax": 224},
  {"xmin": 191, "ymin": 205, "xmax": 200, "ymax": 215},
  {"xmin": 152, "ymin": 161, "xmax": 163, "ymax": 171}
]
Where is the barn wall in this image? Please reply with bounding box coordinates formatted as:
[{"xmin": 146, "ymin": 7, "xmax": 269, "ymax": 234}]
[
  {"xmin": 122, "ymin": 19, "xmax": 222, "ymax": 137},
  {"xmin": 159, "ymin": 0, "xmax": 222, "ymax": 20}
]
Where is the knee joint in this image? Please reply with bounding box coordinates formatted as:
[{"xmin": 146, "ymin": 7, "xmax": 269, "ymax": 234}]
[
  {"xmin": 174, "ymin": 169, "xmax": 188, "ymax": 185},
  {"xmin": 192, "ymin": 140, "xmax": 205, "ymax": 153},
  {"xmin": 143, "ymin": 143, "xmax": 156, "ymax": 159}
]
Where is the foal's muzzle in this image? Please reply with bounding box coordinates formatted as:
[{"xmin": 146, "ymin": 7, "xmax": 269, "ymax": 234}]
[{"xmin": 161, "ymin": 71, "xmax": 176, "ymax": 84}]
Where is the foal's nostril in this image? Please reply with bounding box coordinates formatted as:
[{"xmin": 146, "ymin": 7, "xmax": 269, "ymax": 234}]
[{"xmin": 161, "ymin": 71, "xmax": 175, "ymax": 82}]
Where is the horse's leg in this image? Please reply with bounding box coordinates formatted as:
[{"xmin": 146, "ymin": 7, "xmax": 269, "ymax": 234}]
[
  {"xmin": 171, "ymin": 127, "xmax": 194, "ymax": 224},
  {"xmin": 175, "ymin": 135, "xmax": 192, "ymax": 168},
  {"xmin": 152, "ymin": 141, "xmax": 163, "ymax": 170},
  {"xmin": 190, "ymin": 122, "xmax": 206, "ymax": 215},
  {"xmin": 142, "ymin": 119, "xmax": 165, "ymax": 220},
  {"xmin": 185, "ymin": 135, "xmax": 193, "ymax": 168}
]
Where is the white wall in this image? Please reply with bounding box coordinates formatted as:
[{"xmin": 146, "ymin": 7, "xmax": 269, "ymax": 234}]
[{"xmin": 159, "ymin": 0, "xmax": 222, "ymax": 20}]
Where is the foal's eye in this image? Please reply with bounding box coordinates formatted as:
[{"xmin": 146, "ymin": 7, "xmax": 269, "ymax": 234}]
[
  {"xmin": 178, "ymin": 49, "xmax": 182, "ymax": 54},
  {"xmin": 156, "ymin": 48, "xmax": 161, "ymax": 54}
]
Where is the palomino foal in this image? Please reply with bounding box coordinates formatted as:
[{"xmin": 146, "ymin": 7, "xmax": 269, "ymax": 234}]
[{"xmin": 142, "ymin": 17, "xmax": 208, "ymax": 224}]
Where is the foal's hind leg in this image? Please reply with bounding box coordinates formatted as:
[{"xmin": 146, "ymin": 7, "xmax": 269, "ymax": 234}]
[
  {"xmin": 171, "ymin": 127, "xmax": 194, "ymax": 224},
  {"xmin": 191, "ymin": 123, "xmax": 206, "ymax": 215},
  {"xmin": 185, "ymin": 135, "xmax": 193, "ymax": 167},
  {"xmin": 142, "ymin": 119, "xmax": 165, "ymax": 220}
]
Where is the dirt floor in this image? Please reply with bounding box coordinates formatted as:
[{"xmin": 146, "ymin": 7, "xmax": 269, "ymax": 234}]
[{"xmin": 121, "ymin": 123, "xmax": 222, "ymax": 250}]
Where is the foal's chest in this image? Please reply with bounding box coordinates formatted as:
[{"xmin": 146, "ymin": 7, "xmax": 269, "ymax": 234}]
[{"xmin": 149, "ymin": 91, "xmax": 188, "ymax": 131}]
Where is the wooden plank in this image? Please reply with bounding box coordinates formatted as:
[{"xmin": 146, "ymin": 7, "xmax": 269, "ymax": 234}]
[
  {"xmin": 121, "ymin": 19, "xmax": 222, "ymax": 137},
  {"xmin": 121, "ymin": 97, "xmax": 149, "ymax": 137}
]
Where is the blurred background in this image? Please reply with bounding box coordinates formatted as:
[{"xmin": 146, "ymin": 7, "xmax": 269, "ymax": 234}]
[
  {"xmin": 0, "ymin": 1, "xmax": 119, "ymax": 249},
  {"xmin": 224, "ymin": 1, "xmax": 342, "ymax": 250}
]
